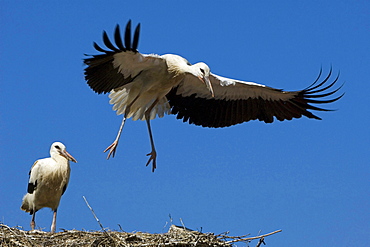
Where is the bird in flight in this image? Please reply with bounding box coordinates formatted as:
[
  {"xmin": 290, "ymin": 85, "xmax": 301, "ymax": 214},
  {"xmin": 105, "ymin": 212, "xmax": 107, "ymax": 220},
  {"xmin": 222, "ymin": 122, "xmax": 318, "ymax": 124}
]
[
  {"xmin": 21, "ymin": 142, "xmax": 77, "ymax": 233},
  {"xmin": 84, "ymin": 20, "xmax": 343, "ymax": 172}
]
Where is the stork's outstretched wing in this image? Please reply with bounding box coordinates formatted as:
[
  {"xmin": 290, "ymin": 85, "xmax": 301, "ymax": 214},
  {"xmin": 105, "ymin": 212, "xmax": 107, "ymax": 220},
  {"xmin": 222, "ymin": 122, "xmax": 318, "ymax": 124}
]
[
  {"xmin": 84, "ymin": 20, "xmax": 166, "ymax": 95},
  {"xmin": 166, "ymin": 68, "xmax": 344, "ymax": 127}
]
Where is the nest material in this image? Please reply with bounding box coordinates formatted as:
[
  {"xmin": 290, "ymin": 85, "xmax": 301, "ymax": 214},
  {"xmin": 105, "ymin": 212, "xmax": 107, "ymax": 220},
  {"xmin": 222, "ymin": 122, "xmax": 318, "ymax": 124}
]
[
  {"xmin": 1, "ymin": 224, "xmax": 230, "ymax": 247},
  {"xmin": 1, "ymin": 223, "xmax": 282, "ymax": 247}
]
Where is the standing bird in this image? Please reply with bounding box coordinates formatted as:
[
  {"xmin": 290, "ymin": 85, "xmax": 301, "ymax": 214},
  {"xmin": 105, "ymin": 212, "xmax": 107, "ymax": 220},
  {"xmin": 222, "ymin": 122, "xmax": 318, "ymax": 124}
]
[
  {"xmin": 84, "ymin": 20, "xmax": 343, "ymax": 172},
  {"xmin": 21, "ymin": 142, "xmax": 77, "ymax": 233}
]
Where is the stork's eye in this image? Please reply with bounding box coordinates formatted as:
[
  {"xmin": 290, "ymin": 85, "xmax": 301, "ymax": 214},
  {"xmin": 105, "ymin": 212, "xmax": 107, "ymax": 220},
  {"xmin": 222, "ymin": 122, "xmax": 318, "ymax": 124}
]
[
  {"xmin": 200, "ymin": 68, "xmax": 205, "ymax": 74},
  {"xmin": 55, "ymin": 145, "xmax": 60, "ymax": 149}
]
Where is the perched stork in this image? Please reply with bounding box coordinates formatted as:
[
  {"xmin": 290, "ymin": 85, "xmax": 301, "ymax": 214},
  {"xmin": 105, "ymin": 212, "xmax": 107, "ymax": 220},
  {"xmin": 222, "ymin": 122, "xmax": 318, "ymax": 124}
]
[
  {"xmin": 21, "ymin": 142, "xmax": 77, "ymax": 233},
  {"xmin": 84, "ymin": 20, "xmax": 343, "ymax": 172}
]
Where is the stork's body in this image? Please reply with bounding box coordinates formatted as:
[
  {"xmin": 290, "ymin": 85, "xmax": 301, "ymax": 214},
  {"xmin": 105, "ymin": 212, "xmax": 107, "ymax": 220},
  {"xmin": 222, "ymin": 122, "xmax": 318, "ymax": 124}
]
[
  {"xmin": 84, "ymin": 20, "xmax": 343, "ymax": 172},
  {"xmin": 21, "ymin": 142, "xmax": 77, "ymax": 233}
]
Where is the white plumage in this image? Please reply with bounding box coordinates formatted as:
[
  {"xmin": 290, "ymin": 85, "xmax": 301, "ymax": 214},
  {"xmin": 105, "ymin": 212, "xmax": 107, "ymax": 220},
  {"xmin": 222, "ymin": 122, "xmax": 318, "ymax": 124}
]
[
  {"xmin": 21, "ymin": 142, "xmax": 77, "ymax": 233},
  {"xmin": 84, "ymin": 20, "xmax": 343, "ymax": 172}
]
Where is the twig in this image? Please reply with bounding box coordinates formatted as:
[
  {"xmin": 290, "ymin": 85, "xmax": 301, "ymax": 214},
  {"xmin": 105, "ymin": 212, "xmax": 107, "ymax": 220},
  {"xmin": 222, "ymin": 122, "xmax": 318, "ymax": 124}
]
[
  {"xmin": 161, "ymin": 215, "xmax": 171, "ymax": 233},
  {"xmin": 82, "ymin": 196, "xmax": 105, "ymax": 232},
  {"xmin": 118, "ymin": 224, "xmax": 125, "ymax": 232},
  {"xmin": 256, "ymin": 236, "xmax": 266, "ymax": 247},
  {"xmin": 169, "ymin": 214, "xmax": 173, "ymax": 224},
  {"xmin": 225, "ymin": 229, "xmax": 282, "ymax": 244},
  {"xmin": 82, "ymin": 196, "xmax": 116, "ymax": 246},
  {"xmin": 217, "ymin": 233, "xmax": 251, "ymax": 239},
  {"xmin": 179, "ymin": 218, "xmax": 186, "ymax": 229}
]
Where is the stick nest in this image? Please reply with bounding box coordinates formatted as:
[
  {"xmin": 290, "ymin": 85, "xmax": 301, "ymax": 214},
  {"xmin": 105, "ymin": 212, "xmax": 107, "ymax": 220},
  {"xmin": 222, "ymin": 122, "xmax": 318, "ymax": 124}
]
[
  {"xmin": 1, "ymin": 223, "xmax": 281, "ymax": 247},
  {"xmin": 1, "ymin": 224, "xmax": 228, "ymax": 247}
]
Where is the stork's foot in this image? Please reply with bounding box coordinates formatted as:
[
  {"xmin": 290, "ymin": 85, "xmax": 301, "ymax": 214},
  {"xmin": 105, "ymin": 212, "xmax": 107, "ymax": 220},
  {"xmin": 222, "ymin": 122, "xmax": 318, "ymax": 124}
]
[
  {"xmin": 146, "ymin": 150, "xmax": 157, "ymax": 172},
  {"xmin": 104, "ymin": 141, "xmax": 119, "ymax": 159},
  {"xmin": 30, "ymin": 221, "xmax": 35, "ymax": 231}
]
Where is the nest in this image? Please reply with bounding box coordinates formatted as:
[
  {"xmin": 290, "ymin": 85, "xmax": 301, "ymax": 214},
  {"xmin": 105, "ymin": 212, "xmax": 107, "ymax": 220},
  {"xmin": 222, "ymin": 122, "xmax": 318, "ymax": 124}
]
[{"xmin": 1, "ymin": 224, "xmax": 281, "ymax": 247}]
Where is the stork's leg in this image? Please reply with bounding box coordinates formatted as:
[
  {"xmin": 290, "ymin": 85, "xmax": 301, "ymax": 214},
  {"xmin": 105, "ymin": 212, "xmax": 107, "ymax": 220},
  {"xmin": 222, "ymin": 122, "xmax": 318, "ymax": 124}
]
[
  {"xmin": 104, "ymin": 115, "xmax": 127, "ymax": 159},
  {"xmin": 51, "ymin": 209, "xmax": 57, "ymax": 233},
  {"xmin": 145, "ymin": 119, "xmax": 157, "ymax": 172},
  {"xmin": 145, "ymin": 99, "xmax": 159, "ymax": 172},
  {"xmin": 104, "ymin": 95, "xmax": 140, "ymax": 159},
  {"xmin": 30, "ymin": 211, "xmax": 36, "ymax": 230}
]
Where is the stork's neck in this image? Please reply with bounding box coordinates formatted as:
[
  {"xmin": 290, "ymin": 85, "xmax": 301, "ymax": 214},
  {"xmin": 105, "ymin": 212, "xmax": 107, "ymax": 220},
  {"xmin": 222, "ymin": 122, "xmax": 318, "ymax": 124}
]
[{"xmin": 52, "ymin": 155, "xmax": 70, "ymax": 167}]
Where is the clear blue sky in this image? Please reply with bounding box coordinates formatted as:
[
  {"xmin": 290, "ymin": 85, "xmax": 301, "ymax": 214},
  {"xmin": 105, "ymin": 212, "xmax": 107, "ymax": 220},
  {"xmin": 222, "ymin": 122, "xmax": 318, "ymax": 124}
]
[{"xmin": 1, "ymin": 1, "xmax": 369, "ymax": 246}]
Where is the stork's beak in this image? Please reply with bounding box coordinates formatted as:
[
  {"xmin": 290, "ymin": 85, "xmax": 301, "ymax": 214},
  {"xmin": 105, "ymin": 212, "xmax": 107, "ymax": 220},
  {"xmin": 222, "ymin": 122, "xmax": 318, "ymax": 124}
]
[
  {"xmin": 62, "ymin": 150, "xmax": 77, "ymax": 163},
  {"xmin": 199, "ymin": 75, "xmax": 214, "ymax": 97}
]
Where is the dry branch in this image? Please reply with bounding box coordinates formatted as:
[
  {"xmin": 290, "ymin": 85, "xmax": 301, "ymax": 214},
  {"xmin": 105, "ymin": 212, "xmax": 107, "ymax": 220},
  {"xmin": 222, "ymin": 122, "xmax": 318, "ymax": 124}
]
[{"xmin": 223, "ymin": 229, "xmax": 282, "ymax": 244}]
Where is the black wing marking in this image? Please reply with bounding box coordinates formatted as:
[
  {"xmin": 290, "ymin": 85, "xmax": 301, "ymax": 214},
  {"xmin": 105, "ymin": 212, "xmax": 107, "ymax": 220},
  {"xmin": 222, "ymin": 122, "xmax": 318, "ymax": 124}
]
[
  {"xmin": 84, "ymin": 20, "xmax": 141, "ymax": 94},
  {"xmin": 114, "ymin": 25, "xmax": 126, "ymax": 51},
  {"xmin": 27, "ymin": 161, "xmax": 39, "ymax": 194},
  {"xmin": 166, "ymin": 68, "xmax": 344, "ymax": 127},
  {"xmin": 62, "ymin": 184, "xmax": 67, "ymax": 195},
  {"xmin": 132, "ymin": 22, "xmax": 141, "ymax": 51},
  {"xmin": 27, "ymin": 180, "xmax": 37, "ymax": 194}
]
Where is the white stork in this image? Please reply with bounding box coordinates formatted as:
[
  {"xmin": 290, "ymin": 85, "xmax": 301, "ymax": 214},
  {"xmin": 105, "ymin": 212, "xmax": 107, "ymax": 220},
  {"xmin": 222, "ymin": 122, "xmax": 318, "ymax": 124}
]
[
  {"xmin": 21, "ymin": 142, "xmax": 77, "ymax": 233},
  {"xmin": 84, "ymin": 20, "xmax": 343, "ymax": 172}
]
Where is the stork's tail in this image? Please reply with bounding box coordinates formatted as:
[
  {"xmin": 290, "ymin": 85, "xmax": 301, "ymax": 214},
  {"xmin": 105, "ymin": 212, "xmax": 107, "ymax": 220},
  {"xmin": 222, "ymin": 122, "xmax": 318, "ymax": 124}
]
[
  {"xmin": 20, "ymin": 194, "xmax": 34, "ymax": 214},
  {"xmin": 109, "ymin": 88, "xmax": 171, "ymax": 120}
]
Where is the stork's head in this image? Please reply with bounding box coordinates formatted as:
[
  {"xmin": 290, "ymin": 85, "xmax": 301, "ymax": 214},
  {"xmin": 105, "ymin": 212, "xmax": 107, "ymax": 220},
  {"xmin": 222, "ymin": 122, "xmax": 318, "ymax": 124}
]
[
  {"xmin": 50, "ymin": 142, "xmax": 77, "ymax": 163},
  {"xmin": 193, "ymin": 62, "xmax": 214, "ymax": 97}
]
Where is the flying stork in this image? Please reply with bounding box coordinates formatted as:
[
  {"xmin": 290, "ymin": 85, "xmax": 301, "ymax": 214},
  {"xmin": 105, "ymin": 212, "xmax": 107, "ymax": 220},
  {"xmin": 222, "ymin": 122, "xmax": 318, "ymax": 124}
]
[
  {"xmin": 84, "ymin": 20, "xmax": 343, "ymax": 172},
  {"xmin": 21, "ymin": 142, "xmax": 77, "ymax": 233}
]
